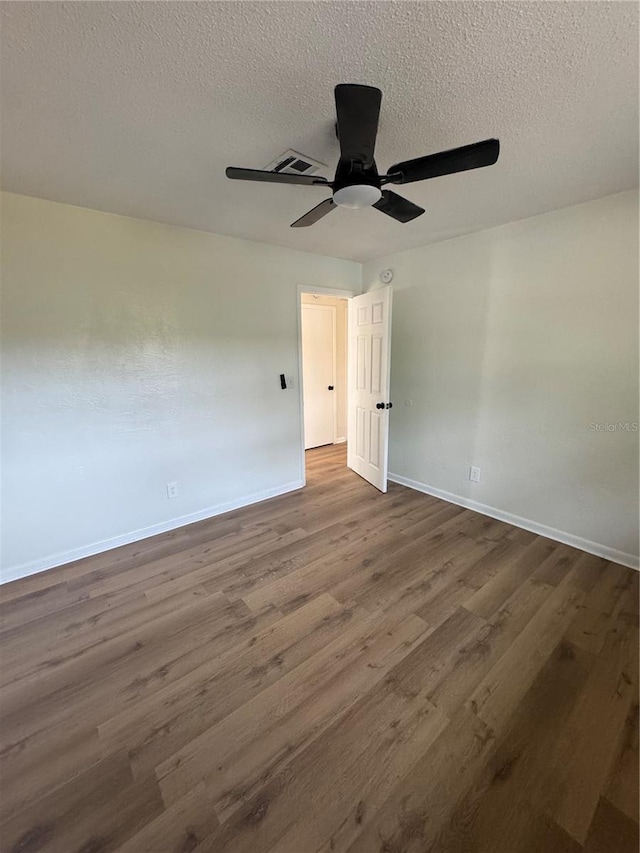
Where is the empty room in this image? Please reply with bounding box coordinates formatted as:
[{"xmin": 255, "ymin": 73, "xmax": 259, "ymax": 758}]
[{"xmin": 1, "ymin": 2, "xmax": 638, "ymax": 852}]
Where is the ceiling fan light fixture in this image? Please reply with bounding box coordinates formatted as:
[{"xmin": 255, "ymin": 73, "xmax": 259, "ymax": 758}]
[{"xmin": 333, "ymin": 184, "xmax": 382, "ymax": 209}]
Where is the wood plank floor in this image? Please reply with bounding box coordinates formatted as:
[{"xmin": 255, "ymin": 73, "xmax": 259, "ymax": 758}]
[{"xmin": 1, "ymin": 443, "xmax": 638, "ymax": 853}]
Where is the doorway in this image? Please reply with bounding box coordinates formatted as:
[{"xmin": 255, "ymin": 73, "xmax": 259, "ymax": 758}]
[
  {"xmin": 296, "ymin": 284, "xmax": 393, "ymax": 492},
  {"xmin": 301, "ymin": 294, "xmax": 347, "ymax": 450},
  {"xmin": 297, "ymin": 285, "xmax": 354, "ymax": 487}
]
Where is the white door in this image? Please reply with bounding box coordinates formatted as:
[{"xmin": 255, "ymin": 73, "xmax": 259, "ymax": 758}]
[
  {"xmin": 302, "ymin": 304, "xmax": 336, "ymax": 449},
  {"xmin": 347, "ymin": 286, "xmax": 393, "ymax": 492}
]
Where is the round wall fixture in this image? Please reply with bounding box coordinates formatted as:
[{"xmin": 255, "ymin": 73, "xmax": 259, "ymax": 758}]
[{"xmin": 380, "ymin": 269, "xmax": 394, "ymax": 284}]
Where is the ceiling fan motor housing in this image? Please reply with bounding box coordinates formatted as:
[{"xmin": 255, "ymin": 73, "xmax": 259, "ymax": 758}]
[{"xmin": 332, "ymin": 159, "xmax": 382, "ymax": 209}]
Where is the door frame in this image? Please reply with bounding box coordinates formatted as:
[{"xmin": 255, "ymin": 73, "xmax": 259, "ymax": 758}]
[{"xmin": 296, "ymin": 284, "xmax": 359, "ymax": 487}]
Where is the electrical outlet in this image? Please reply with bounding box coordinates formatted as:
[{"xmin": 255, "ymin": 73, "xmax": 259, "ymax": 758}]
[
  {"xmin": 166, "ymin": 482, "xmax": 179, "ymax": 499},
  {"xmin": 469, "ymin": 466, "xmax": 481, "ymax": 484}
]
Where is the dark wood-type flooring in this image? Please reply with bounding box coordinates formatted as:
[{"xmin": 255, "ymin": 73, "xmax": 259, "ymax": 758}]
[{"xmin": 1, "ymin": 444, "xmax": 638, "ymax": 852}]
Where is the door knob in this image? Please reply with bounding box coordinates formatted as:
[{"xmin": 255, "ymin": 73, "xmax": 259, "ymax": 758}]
[
  {"xmin": 328, "ymin": 385, "xmax": 334, "ymax": 391},
  {"xmin": 386, "ymin": 402, "xmax": 393, "ymax": 409},
  {"xmin": 376, "ymin": 402, "xmax": 385, "ymax": 409}
]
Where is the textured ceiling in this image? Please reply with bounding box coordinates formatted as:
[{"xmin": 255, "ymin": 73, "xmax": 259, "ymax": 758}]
[{"xmin": 1, "ymin": 1, "xmax": 638, "ymax": 262}]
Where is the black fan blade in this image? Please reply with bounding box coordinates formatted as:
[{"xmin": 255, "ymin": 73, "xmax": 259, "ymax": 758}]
[
  {"xmin": 226, "ymin": 167, "xmax": 329, "ymax": 186},
  {"xmin": 334, "ymin": 84, "xmax": 382, "ymax": 166},
  {"xmin": 386, "ymin": 139, "xmax": 500, "ymax": 185},
  {"xmin": 291, "ymin": 198, "xmax": 336, "ymax": 228},
  {"xmin": 373, "ymin": 191, "xmax": 425, "ymax": 223}
]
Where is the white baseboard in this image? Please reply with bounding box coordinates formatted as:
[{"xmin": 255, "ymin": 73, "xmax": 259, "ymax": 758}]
[
  {"xmin": 388, "ymin": 472, "xmax": 639, "ymax": 572},
  {"xmin": 334, "ymin": 437, "xmax": 347, "ymax": 444},
  {"xmin": 6, "ymin": 472, "xmax": 637, "ymax": 584},
  {"xmin": 1, "ymin": 479, "xmax": 305, "ymax": 585}
]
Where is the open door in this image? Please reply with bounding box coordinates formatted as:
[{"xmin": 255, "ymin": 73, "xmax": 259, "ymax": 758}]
[{"xmin": 347, "ymin": 286, "xmax": 392, "ymax": 492}]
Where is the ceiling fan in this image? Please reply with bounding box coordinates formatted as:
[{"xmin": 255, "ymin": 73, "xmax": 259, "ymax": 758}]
[{"xmin": 225, "ymin": 84, "xmax": 500, "ymax": 228}]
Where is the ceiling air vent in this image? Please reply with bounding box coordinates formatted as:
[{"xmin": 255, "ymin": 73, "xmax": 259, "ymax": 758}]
[{"xmin": 263, "ymin": 150, "xmax": 327, "ymax": 177}]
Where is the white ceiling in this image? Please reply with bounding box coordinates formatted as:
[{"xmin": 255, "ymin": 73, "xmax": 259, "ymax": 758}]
[{"xmin": 1, "ymin": 1, "xmax": 638, "ymax": 262}]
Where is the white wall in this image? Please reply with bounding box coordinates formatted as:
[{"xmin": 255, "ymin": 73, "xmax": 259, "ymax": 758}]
[
  {"xmin": 3, "ymin": 189, "xmax": 637, "ymax": 580},
  {"xmin": 0, "ymin": 192, "xmax": 360, "ymax": 580},
  {"xmin": 301, "ymin": 293, "xmax": 348, "ymax": 442},
  {"xmin": 363, "ymin": 190, "xmax": 639, "ymax": 568}
]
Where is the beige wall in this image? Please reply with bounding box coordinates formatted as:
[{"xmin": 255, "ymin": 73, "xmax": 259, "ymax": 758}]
[
  {"xmin": 1, "ymin": 192, "xmax": 360, "ymax": 580},
  {"xmin": 301, "ymin": 293, "xmax": 348, "ymax": 442},
  {"xmin": 363, "ymin": 190, "xmax": 639, "ymax": 567}
]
